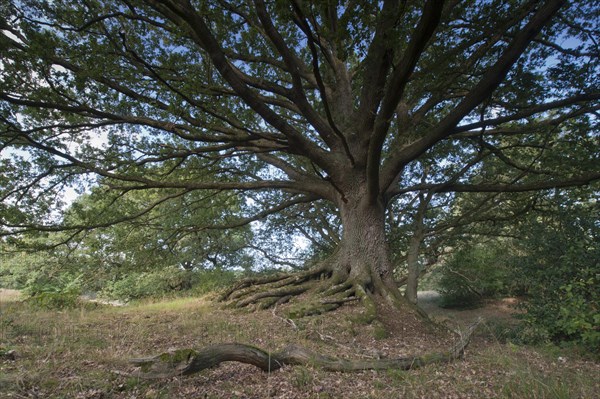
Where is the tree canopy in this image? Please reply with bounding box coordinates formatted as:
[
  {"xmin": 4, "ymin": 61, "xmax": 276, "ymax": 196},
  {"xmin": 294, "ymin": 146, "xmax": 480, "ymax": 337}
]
[{"xmin": 1, "ymin": 0, "xmax": 599, "ymax": 313}]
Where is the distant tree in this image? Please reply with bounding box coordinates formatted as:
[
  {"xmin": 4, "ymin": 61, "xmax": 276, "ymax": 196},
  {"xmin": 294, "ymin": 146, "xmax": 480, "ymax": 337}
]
[
  {"xmin": 0, "ymin": 184, "xmax": 253, "ymax": 299},
  {"xmin": 61, "ymin": 184, "xmax": 255, "ymax": 272},
  {"xmin": 1, "ymin": 0, "xmax": 598, "ymax": 317}
]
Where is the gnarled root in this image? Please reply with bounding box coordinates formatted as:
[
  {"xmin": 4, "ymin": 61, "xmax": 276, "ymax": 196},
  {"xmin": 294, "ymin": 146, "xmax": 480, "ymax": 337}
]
[
  {"xmin": 129, "ymin": 318, "xmax": 482, "ymax": 379},
  {"xmin": 219, "ymin": 264, "xmax": 362, "ymax": 317},
  {"xmin": 218, "ymin": 257, "xmax": 441, "ymax": 325}
]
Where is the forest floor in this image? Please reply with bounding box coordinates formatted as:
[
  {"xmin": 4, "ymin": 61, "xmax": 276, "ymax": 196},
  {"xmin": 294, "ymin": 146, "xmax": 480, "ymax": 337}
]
[{"xmin": 1, "ymin": 289, "xmax": 598, "ymax": 398}]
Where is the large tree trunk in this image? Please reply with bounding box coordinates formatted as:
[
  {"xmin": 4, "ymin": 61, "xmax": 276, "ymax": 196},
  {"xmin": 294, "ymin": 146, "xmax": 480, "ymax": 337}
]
[
  {"xmin": 335, "ymin": 190, "xmax": 395, "ymax": 293},
  {"xmin": 326, "ymin": 183, "xmax": 423, "ymax": 315},
  {"xmin": 220, "ymin": 180, "xmax": 419, "ymax": 316}
]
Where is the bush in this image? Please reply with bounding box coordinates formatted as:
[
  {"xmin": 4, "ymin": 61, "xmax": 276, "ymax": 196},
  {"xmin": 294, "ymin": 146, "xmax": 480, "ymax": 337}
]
[
  {"xmin": 437, "ymin": 242, "xmax": 516, "ymax": 308},
  {"xmin": 514, "ymin": 204, "xmax": 599, "ymax": 352},
  {"xmin": 101, "ymin": 266, "xmax": 197, "ymax": 300},
  {"xmin": 100, "ymin": 267, "xmax": 238, "ymax": 300},
  {"xmin": 24, "ymin": 273, "xmax": 82, "ymax": 309},
  {"xmin": 1, "ymin": 245, "xmax": 241, "ymax": 302},
  {"xmin": 556, "ymin": 277, "xmax": 599, "ymax": 349},
  {"xmin": 26, "ymin": 288, "xmax": 80, "ymax": 309},
  {"xmin": 191, "ymin": 268, "xmax": 238, "ymax": 295}
]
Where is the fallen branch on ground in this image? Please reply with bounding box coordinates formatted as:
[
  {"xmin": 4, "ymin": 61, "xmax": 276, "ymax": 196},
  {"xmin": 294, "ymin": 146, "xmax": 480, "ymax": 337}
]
[{"xmin": 128, "ymin": 318, "xmax": 482, "ymax": 379}]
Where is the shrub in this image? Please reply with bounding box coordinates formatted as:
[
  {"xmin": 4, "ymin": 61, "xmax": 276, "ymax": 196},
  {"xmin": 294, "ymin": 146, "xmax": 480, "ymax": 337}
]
[
  {"xmin": 24, "ymin": 273, "xmax": 82, "ymax": 309},
  {"xmin": 191, "ymin": 268, "xmax": 238, "ymax": 295},
  {"xmin": 514, "ymin": 204, "xmax": 599, "ymax": 351},
  {"xmin": 99, "ymin": 267, "xmax": 237, "ymax": 300},
  {"xmin": 100, "ymin": 266, "xmax": 197, "ymax": 300},
  {"xmin": 26, "ymin": 288, "xmax": 80, "ymax": 309},
  {"xmin": 556, "ymin": 277, "xmax": 599, "ymax": 349},
  {"xmin": 437, "ymin": 242, "xmax": 516, "ymax": 308}
]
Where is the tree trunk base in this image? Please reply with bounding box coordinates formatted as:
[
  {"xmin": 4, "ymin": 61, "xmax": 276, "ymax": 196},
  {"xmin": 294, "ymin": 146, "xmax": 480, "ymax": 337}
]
[
  {"xmin": 218, "ymin": 264, "xmax": 428, "ymax": 323},
  {"xmin": 219, "ymin": 265, "xmax": 365, "ymax": 318},
  {"xmin": 128, "ymin": 318, "xmax": 482, "ymax": 378}
]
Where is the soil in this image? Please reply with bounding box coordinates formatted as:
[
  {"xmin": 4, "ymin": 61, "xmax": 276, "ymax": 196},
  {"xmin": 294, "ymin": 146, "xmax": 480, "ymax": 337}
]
[
  {"xmin": 0, "ymin": 288, "xmax": 22, "ymax": 302},
  {"xmin": 417, "ymin": 290, "xmax": 523, "ymax": 327}
]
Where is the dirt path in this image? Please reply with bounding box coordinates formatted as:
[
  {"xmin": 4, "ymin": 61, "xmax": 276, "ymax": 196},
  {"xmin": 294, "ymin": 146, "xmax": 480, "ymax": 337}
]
[
  {"xmin": 0, "ymin": 289, "xmax": 22, "ymax": 303},
  {"xmin": 418, "ymin": 290, "xmax": 521, "ymax": 328}
]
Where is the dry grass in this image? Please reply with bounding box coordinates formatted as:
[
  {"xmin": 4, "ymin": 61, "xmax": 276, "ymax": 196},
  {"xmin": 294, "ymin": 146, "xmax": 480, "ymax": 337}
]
[
  {"xmin": 0, "ymin": 289, "xmax": 23, "ymax": 303},
  {"xmin": 1, "ymin": 294, "xmax": 598, "ymax": 398}
]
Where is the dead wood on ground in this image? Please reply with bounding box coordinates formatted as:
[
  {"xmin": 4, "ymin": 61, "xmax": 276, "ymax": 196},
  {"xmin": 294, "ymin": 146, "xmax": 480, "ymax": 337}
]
[{"xmin": 128, "ymin": 318, "xmax": 482, "ymax": 379}]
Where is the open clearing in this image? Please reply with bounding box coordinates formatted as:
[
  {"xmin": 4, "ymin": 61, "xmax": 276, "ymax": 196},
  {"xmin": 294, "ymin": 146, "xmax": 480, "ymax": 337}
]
[{"xmin": 1, "ymin": 291, "xmax": 598, "ymax": 398}]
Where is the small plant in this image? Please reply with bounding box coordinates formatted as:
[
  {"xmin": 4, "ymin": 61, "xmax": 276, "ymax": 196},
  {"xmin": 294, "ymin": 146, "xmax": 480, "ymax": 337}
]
[
  {"xmin": 373, "ymin": 324, "xmax": 389, "ymax": 340},
  {"xmin": 292, "ymin": 366, "xmax": 313, "ymax": 390}
]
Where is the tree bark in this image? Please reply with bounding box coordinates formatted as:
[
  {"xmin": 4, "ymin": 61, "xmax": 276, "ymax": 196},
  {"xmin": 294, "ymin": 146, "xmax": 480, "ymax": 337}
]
[
  {"xmin": 219, "ymin": 180, "xmax": 420, "ymax": 315},
  {"xmin": 405, "ymin": 233, "xmax": 423, "ymax": 304},
  {"xmin": 335, "ymin": 190, "xmax": 394, "ymax": 291},
  {"xmin": 405, "ymin": 192, "xmax": 430, "ymax": 304}
]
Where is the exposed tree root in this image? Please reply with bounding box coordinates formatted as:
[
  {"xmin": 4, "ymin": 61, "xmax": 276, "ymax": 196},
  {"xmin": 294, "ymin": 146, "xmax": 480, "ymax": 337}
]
[
  {"xmin": 217, "ymin": 263, "xmax": 438, "ymax": 324},
  {"xmin": 219, "ymin": 272, "xmax": 298, "ymax": 301},
  {"xmin": 219, "ymin": 265, "xmax": 329, "ymax": 306},
  {"xmin": 218, "ymin": 264, "xmax": 364, "ymax": 317},
  {"xmin": 128, "ymin": 318, "xmax": 482, "ymax": 379}
]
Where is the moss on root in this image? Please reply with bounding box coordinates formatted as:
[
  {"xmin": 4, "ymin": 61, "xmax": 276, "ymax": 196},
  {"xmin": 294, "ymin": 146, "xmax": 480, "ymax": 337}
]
[{"xmin": 286, "ymin": 301, "xmax": 341, "ymax": 319}]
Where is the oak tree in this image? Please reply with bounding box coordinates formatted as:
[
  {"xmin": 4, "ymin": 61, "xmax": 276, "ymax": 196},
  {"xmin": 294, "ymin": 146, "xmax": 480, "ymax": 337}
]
[{"xmin": 1, "ymin": 0, "xmax": 599, "ymax": 316}]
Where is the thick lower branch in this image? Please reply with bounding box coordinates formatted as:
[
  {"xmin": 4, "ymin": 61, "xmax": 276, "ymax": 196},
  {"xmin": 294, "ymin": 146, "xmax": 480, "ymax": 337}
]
[{"xmin": 129, "ymin": 318, "xmax": 481, "ymax": 378}]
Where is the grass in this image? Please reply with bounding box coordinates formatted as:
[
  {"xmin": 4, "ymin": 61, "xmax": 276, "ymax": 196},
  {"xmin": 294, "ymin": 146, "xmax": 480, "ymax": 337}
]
[
  {"xmin": 1, "ymin": 293, "xmax": 598, "ymax": 398},
  {"xmin": 477, "ymin": 346, "xmax": 599, "ymax": 399}
]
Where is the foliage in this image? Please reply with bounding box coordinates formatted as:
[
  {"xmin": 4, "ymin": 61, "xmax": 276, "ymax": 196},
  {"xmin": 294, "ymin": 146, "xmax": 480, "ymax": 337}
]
[
  {"xmin": 62, "ymin": 186, "xmax": 256, "ymax": 273},
  {"xmin": 1, "ymin": 232, "xmax": 243, "ymax": 303},
  {"xmin": 25, "ymin": 286, "xmax": 81, "ymax": 310},
  {"xmin": 100, "ymin": 266, "xmax": 193, "ymax": 300},
  {"xmin": 436, "ymin": 242, "xmax": 518, "ymax": 308},
  {"xmin": 434, "ymin": 190, "xmax": 599, "ymax": 350},
  {"xmin": 24, "ymin": 263, "xmax": 82, "ymax": 309},
  {"xmin": 100, "ymin": 267, "xmax": 238, "ymax": 301},
  {"xmin": 1, "ymin": 1, "xmax": 597, "ymax": 246},
  {"xmin": 189, "ymin": 268, "xmax": 239, "ymax": 295},
  {"xmin": 555, "ymin": 276, "xmax": 599, "ymax": 349},
  {"xmin": 0, "ymin": 251, "xmax": 40, "ymax": 289},
  {"xmin": 0, "ymin": 244, "xmax": 242, "ymax": 302},
  {"xmin": 0, "ymin": 178, "xmax": 256, "ymax": 303},
  {"xmin": 0, "ymin": 248, "xmax": 81, "ymax": 308},
  {"xmin": 514, "ymin": 198, "xmax": 599, "ymax": 351}
]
